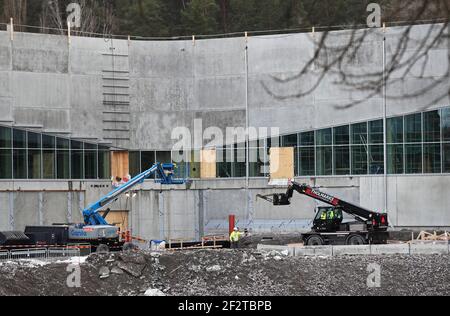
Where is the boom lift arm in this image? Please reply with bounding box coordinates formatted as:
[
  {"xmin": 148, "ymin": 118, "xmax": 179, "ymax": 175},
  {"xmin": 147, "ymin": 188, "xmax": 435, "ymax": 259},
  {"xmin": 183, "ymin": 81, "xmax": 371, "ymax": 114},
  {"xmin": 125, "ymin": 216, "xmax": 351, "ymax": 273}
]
[
  {"xmin": 83, "ymin": 163, "xmax": 185, "ymax": 226},
  {"xmin": 257, "ymin": 181, "xmax": 388, "ymax": 229}
]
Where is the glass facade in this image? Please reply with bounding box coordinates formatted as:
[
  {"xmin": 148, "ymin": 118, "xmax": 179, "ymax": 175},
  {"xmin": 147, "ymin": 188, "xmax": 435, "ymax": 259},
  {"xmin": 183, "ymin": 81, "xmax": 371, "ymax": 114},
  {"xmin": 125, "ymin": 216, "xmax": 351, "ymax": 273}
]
[{"xmin": 0, "ymin": 125, "xmax": 110, "ymax": 180}]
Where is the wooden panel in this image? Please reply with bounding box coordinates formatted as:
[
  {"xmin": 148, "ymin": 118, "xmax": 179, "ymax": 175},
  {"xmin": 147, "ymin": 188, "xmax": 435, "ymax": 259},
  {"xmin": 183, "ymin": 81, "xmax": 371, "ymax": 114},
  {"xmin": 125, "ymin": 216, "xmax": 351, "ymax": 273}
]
[
  {"xmin": 100, "ymin": 211, "xmax": 129, "ymax": 233},
  {"xmin": 270, "ymin": 147, "xmax": 294, "ymax": 180},
  {"xmin": 111, "ymin": 151, "xmax": 129, "ymax": 180},
  {"xmin": 200, "ymin": 149, "xmax": 217, "ymax": 179}
]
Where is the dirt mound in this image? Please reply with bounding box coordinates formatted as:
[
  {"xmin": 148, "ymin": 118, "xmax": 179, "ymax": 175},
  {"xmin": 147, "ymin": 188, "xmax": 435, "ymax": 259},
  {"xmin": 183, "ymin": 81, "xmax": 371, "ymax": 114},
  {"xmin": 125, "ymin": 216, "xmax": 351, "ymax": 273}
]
[{"xmin": 0, "ymin": 249, "xmax": 449, "ymax": 296}]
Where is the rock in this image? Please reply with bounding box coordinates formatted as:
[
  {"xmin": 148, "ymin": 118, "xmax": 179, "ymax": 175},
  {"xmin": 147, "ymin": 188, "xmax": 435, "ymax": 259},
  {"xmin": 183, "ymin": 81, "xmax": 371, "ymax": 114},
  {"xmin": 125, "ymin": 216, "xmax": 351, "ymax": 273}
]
[
  {"xmin": 144, "ymin": 289, "xmax": 166, "ymax": 297},
  {"xmin": 117, "ymin": 261, "xmax": 146, "ymax": 278},
  {"xmin": 281, "ymin": 250, "xmax": 289, "ymax": 257},
  {"xmin": 273, "ymin": 256, "xmax": 283, "ymax": 261},
  {"xmin": 206, "ymin": 265, "xmax": 221, "ymax": 272},
  {"xmin": 99, "ymin": 266, "xmax": 110, "ymax": 279},
  {"xmin": 119, "ymin": 253, "xmax": 147, "ymax": 265},
  {"xmin": 111, "ymin": 267, "xmax": 124, "ymax": 275}
]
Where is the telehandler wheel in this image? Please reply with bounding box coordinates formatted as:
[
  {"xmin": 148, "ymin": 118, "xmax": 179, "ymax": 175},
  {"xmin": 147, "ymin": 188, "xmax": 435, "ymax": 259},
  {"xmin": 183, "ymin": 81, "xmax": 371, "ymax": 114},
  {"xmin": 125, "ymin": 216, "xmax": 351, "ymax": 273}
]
[
  {"xmin": 306, "ymin": 235, "xmax": 324, "ymax": 246},
  {"xmin": 347, "ymin": 235, "xmax": 366, "ymax": 245},
  {"xmin": 96, "ymin": 244, "xmax": 110, "ymax": 254}
]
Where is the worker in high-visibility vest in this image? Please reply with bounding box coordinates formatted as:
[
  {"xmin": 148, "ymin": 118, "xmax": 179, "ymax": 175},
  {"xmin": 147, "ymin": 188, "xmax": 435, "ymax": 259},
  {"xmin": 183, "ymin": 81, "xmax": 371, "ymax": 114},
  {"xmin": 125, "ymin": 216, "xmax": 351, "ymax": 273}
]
[{"xmin": 230, "ymin": 227, "xmax": 244, "ymax": 249}]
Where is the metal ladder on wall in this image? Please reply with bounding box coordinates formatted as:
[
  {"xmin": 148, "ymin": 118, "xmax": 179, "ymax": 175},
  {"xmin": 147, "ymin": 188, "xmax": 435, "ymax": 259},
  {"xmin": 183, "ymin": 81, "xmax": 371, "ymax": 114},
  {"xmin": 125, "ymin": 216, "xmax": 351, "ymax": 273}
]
[{"xmin": 102, "ymin": 37, "xmax": 131, "ymax": 148}]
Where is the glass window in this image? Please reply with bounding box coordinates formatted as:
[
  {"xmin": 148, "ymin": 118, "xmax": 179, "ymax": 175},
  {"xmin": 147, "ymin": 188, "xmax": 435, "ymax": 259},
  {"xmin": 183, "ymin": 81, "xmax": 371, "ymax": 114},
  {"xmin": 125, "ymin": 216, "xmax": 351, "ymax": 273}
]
[
  {"xmin": 84, "ymin": 143, "xmax": 97, "ymax": 150},
  {"xmin": 13, "ymin": 129, "xmax": 26, "ymax": 148},
  {"xmin": 316, "ymin": 129, "xmax": 332, "ymax": 146},
  {"xmin": 27, "ymin": 132, "xmax": 41, "ymax": 149},
  {"xmin": 0, "ymin": 149, "xmax": 12, "ymax": 179},
  {"xmin": 141, "ymin": 151, "xmax": 155, "ymax": 172},
  {"xmin": 0, "ymin": 126, "xmax": 12, "ymax": 148},
  {"xmin": 334, "ymin": 126, "xmax": 350, "ymax": 145},
  {"xmin": 405, "ymin": 113, "xmax": 422, "ymax": 143},
  {"xmin": 84, "ymin": 150, "xmax": 98, "ymax": 179},
  {"xmin": 282, "ymin": 134, "xmax": 298, "ymax": 147},
  {"xmin": 444, "ymin": 144, "xmax": 450, "ymax": 173},
  {"xmin": 352, "ymin": 146, "xmax": 368, "ymax": 175},
  {"xmin": 423, "ymin": 144, "xmax": 441, "ymax": 173},
  {"xmin": 71, "ymin": 140, "xmax": 83, "ymax": 150},
  {"xmin": 28, "ymin": 149, "xmax": 42, "ymax": 179},
  {"xmin": 387, "ymin": 117, "xmax": 403, "ymax": 144},
  {"xmin": 43, "ymin": 150, "xmax": 55, "ymax": 179},
  {"xmin": 98, "ymin": 151, "xmax": 110, "ymax": 179},
  {"xmin": 442, "ymin": 108, "xmax": 450, "ymax": 141},
  {"xmin": 129, "ymin": 151, "xmax": 141, "ymax": 177},
  {"xmin": 217, "ymin": 148, "xmax": 232, "ymax": 178},
  {"xmin": 300, "ymin": 131, "xmax": 315, "ymax": 146},
  {"xmin": 233, "ymin": 146, "xmax": 246, "ymax": 177},
  {"xmin": 156, "ymin": 151, "xmax": 172, "ymax": 164},
  {"xmin": 405, "ymin": 144, "xmax": 422, "ymax": 174},
  {"xmin": 71, "ymin": 150, "xmax": 84, "ymax": 179},
  {"xmin": 316, "ymin": 146, "xmax": 332, "ymax": 176},
  {"xmin": 267, "ymin": 136, "xmax": 281, "ymax": 148},
  {"xmin": 57, "ymin": 138, "xmax": 70, "ymax": 149},
  {"xmin": 351, "ymin": 122, "xmax": 368, "ymax": 145},
  {"xmin": 369, "ymin": 120, "xmax": 383, "ymax": 144},
  {"xmin": 369, "ymin": 145, "xmax": 384, "ymax": 174},
  {"xmin": 57, "ymin": 151, "xmax": 70, "ymax": 179},
  {"xmin": 13, "ymin": 149, "xmax": 27, "ymax": 179},
  {"xmin": 423, "ymin": 110, "xmax": 441, "ymax": 142},
  {"xmin": 299, "ymin": 147, "xmax": 315, "ymax": 176},
  {"xmin": 42, "ymin": 135, "xmax": 55, "ymax": 149},
  {"xmin": 334, "ymin": 146, "xmax": 350, "ymax": 175},
  {"xmin": 249, "ymin": 148, "xmax": 265, "ymax": 177},
  {"xmin": 387, "ymin": 145, "xmax": 404, "ymax": 174}
]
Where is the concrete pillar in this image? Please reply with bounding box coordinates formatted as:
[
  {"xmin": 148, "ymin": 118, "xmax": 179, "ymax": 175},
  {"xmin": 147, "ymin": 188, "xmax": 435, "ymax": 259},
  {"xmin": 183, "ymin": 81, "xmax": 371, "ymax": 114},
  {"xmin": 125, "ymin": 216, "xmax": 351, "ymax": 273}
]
[
  {"xmin": 38, "ymin": 192, "xmax": 44, "ymax": 225},
  {"xmin": 8, "ymin": 192, "xmax": 14, "ymax": 230},
  {"xmin": 67, "ymin": 192, "xmax": 72, "ymax": 223},
  {"xmin": 158, "ymin": 192, "xmax": 165, "ymax": 240}
]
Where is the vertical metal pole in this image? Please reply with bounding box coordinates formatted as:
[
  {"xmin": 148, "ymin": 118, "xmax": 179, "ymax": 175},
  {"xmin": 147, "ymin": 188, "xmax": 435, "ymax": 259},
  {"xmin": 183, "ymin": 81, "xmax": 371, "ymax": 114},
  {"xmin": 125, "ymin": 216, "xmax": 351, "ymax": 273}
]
[
  {"xmin": 382, "ymin": 25, "xmax": 388, "ymax": 213},
  {"xmin": 9, "ymin": 18, "xmax": 13, "ymax": 41},
  {"xmin": 67, "ymin": 21, "xmax": 71, "ymax": 45},
  {"xmin": 244, "ymin": 33, "xmax": 250, "ymax": 226}
]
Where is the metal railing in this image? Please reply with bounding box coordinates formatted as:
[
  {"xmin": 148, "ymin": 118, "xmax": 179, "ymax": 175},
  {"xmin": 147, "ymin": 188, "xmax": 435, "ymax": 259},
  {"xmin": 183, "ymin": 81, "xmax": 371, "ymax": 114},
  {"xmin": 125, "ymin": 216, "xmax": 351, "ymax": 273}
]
[{"xmin": 0, "ymin": 247, "xmax": 82, "ymax": 261}]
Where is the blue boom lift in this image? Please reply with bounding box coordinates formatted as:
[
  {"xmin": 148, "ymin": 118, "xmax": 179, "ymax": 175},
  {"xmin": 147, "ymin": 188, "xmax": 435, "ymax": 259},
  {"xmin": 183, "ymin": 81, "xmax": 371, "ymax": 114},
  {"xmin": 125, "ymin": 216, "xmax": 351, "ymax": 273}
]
[{"xmin": 0, "ymin": 163, "xmax": 187, "ymax": 251}]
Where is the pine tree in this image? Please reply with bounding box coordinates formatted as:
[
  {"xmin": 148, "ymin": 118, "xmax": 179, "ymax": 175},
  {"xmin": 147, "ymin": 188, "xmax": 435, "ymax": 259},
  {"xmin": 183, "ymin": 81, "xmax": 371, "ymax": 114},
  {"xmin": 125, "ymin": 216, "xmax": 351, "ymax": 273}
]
[{"xmin": 181, "ymin": 0, "xmax": 220, "ymax": 35}]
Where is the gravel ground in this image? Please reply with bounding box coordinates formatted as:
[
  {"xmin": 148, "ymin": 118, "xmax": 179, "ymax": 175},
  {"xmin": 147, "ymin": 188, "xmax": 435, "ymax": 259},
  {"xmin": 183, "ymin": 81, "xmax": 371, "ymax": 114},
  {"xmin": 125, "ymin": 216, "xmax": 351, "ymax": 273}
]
[{"xmin": 0, "ymin": 249, "xmax": 449, "ymax": 296}]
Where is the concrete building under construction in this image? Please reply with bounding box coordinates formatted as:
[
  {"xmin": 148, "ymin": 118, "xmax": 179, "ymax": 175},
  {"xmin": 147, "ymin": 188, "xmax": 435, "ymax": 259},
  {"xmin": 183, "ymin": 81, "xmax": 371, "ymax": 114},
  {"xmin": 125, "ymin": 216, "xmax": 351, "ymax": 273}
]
[{"xmin": 0, "ymin": 22, "xmax": 449, "ymax": 242}]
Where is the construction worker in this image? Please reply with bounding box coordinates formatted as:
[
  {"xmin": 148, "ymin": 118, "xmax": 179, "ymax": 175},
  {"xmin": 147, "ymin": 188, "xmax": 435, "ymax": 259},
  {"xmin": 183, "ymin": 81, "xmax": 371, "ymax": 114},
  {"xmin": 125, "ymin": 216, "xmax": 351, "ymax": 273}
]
[
  {"xmin": 230, "ymin": 227, "xmax": 243, "ymax": 249},
  {"xmin": 320, "ymin": 211, "xmax": 327, "ymax": 221}
]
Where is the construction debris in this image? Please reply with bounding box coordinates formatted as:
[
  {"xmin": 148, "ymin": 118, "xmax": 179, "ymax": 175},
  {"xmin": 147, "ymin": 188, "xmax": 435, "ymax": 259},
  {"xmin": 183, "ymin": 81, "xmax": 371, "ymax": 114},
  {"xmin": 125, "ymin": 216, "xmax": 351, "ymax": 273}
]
[
  {"xmin": 0, "ymin": 249, "xmax": 449, "ymax": 296},
  {"xmin": 416, "ymin": 231, "xmax": 450, "ymax": 242}
]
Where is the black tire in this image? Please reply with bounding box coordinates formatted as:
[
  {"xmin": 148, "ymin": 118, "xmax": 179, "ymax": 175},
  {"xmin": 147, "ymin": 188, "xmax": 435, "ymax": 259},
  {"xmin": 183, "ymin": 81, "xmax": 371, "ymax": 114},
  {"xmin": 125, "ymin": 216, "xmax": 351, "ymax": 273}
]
[
  {"xmin": 347, "ymin": 235, "xmax": 366, "ymax": 245},
  {"xmin": 96, "ymin": 244, "xmax": 110, "ymax": 254},
  {"xmin": 122, "ymin": 242, "xmax": 138, "ymax": 252},
  {"xmin": 306, "ymin": 236, "xmax": 324, "ymax": 246}
]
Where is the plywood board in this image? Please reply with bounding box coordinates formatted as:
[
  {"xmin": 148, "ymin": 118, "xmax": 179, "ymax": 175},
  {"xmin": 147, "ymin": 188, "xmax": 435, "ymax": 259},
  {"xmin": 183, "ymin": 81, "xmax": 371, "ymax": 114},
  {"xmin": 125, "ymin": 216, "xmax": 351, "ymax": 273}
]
[
  {"xmin": 111, "ymin": 151, "xmax": 129, "ymax": 180},
  {"xmin": 100, "ymin": 210, "xmax": 129, "ymax": 233},
  {"xmin": 200, "ymin": 149, "xmax": 217, "ymax": 179},
  {"xmin": 270, "ymin": 147, "xmax": 294, "ymax": 180}
]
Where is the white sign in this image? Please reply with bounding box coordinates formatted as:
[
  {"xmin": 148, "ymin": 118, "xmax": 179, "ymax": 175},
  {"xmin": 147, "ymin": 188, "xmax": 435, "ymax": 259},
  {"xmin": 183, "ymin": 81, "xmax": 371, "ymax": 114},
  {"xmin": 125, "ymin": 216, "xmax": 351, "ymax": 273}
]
[
  {"xmin": 67, "ymin": 3, "xmax": 81, "ymax": 28},
  {"xmin": 367, "ymin": 3, "xmax": 382, "ymax": 28}
]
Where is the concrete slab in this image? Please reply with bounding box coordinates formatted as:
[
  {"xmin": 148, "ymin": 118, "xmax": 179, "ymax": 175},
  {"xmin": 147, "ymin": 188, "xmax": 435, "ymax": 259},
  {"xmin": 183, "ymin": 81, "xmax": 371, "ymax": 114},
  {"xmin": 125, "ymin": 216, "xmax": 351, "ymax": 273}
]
[
  {"xmin": 370, "ymin": 244, "xmax": 410, "ymax": 255},
  {"xmin": 410, "ymin": 243, "xmax": 449, "ymax": 255},
  {"xmin": 312, "ymin": 246, "xmax": 333, "ymax": 257},
  {"xmin": 332, "ymin": 245, "xmax": 371, "ymax": 256},
  {"xmin": 294, "ymin": 247, "xmax": 316, "ymax": 256},
  {"xmin": 256, "ymin": 244, "xmax": 294, "ymax": 256}
]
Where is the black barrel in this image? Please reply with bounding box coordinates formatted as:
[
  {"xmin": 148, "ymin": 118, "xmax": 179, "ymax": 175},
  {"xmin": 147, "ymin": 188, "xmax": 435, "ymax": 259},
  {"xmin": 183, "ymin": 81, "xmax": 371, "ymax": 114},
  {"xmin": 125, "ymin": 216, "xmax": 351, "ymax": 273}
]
[{"xmin": 0, "ymin": 231, "xmax": 31, "ymax": 246}]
